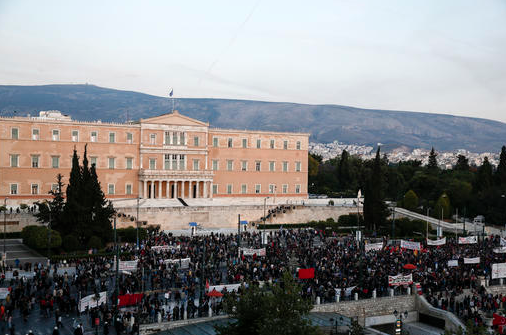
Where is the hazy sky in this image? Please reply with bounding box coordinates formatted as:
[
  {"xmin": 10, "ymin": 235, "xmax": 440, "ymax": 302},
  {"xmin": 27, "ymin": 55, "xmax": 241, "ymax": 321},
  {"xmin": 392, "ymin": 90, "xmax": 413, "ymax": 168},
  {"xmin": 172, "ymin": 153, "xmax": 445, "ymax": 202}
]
[{"xmin": 1, "ymin": 0, "xmax": 505, "ymax": 122}]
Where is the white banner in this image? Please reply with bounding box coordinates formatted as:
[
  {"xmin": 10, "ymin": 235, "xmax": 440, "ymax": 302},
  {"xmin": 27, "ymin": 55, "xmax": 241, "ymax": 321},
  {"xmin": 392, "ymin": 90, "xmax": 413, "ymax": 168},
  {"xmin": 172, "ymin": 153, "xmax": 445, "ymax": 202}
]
[
  {"xmin": 151, "ymin": 245, "xmax": 180, "ymax": 252},
  {"xmin": 78, "ymin": 292, "xmax": 107, "ymax": 312},
  {"xmin": 344, "ymin": 286, "xmax": 356, "ymax": 296},
  {"xmin": 501, "ymin": 238, "xmax": 506, "ymax": 247},
  {"xmin": 427, "ymin": 237, "xmax": 446, "ymax": 246},
  {"xmin": 240, "ymin": 248, "xmax": 266, "ymax": 256},
  {"xmin": 492, "ymin": 263, "xmax": 506, "ymax": 279},
  {"xmin": 447, "ymin": 260, "xmax": 459, "ymax": 267},
  {"xmin": 209, "ymin": 284, "xmax": 241, "ymax": 292},
  {"xmin": 388, "ymin": 274, "xmax": 413, "ymax": 286},
  {"xmin": 0, "ymin": 288, "xmax": 9, "ymax": 299},
  {"xmin": 458, "ymin": 236, "xmax": 477, "ymax": 244},
  {"xmin": 365, "ymin": 242, "xmax": 383, "ymax": 252},
  {"xmin": 494, "ymin": 247, "xmax": 506, "ymax": 254},
  {"xmin": 163, "ymin": 258, "xmax": 191, "ymax": 269},
  {"xmin": 118, "ymin": 260, "xmax": 138, "ymax": 272},
  {"xmin": 401, "ymin": 240, "xmax": 421, "ymax": 251},
  {"xmin": 464, "ymin": 257, "xmax": 480, "ymax": 264}
]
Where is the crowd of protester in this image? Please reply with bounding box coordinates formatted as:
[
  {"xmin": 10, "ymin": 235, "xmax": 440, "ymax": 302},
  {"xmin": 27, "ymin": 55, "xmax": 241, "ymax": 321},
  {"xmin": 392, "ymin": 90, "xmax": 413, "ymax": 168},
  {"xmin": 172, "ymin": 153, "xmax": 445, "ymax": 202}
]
[{"xmin": 0, "ymin": 227, "xmax": 506, "ymax": 334}]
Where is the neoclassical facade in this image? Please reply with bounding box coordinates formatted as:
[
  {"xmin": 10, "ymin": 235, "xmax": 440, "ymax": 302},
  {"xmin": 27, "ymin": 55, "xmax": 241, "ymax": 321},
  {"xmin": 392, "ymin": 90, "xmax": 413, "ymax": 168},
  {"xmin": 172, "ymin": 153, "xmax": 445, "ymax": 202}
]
[{"xmin": 0, "ymin": 110, "xmax": 309, "ymax": 205}]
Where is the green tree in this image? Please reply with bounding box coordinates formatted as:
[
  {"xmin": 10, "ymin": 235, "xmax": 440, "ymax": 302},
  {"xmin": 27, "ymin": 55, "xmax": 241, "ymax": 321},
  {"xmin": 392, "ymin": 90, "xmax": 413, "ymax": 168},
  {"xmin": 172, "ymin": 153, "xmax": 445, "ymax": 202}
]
[
  {"xmin": 363, "ymin": 147, "xmax": 389, "ymax": 231},
  {"xmin": 427, "ymin": 147, "xmax": 439, "ymax": 172},
  {"xmin": 434, "ymin": 193, "xmax": 451, "ymax": 220},
  {"xmin": 338, "ymin": 150, "xmax": 351, "ymax": 191},
  {"xmin": 496, "ymin": 145, "xmax": 506, "ymax": 186},
  {"xmin": 403, "ymin": 190, "xmax": 419, "ymax": 211},
  {"xmin": 216, "ymin": 272, "xmax": 319, "ymax": 335},
  {"xmin": 475, "ymin": 156, "xmax": 493, "ymax": 192},
  {"xmin": 454, "ymin": 154, "xmax": 469, "ymax": 171},
  {"xmin": 34, "ymin": 174, "xmax": 65, "ymax": 232}
]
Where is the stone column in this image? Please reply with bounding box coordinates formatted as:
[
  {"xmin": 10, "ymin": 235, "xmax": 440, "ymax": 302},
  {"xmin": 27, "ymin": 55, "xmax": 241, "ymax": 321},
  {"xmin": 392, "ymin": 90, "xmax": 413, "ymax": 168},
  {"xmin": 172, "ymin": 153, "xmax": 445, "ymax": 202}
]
[
  {"xmin": 174, "ymin": 181, "xmax": 178, "ymax": 198},
  {"xmin": 166, "ymin": 180, "xmax": 170, "ymax": 199},
  {"xmin": 158, "ymin": 180, "xmax": 162, "ymax": 199},
  {"xmin": 181, "ymin": 181, "xmax": 185, "ymax": 199},
  {"xmin": 203, "ymin": 181, "xmax": 208, "ymax": 199},
  {"xmin": 210, "ymin": 181, "xmax": 213, "ymax": 198},
  {"xmin": 195, "ymin": 181, "xmax": 199, "ymax": 198},
  {"xmin": 143, "ymin": 181, "xmax": 147, "ymax": 199}
]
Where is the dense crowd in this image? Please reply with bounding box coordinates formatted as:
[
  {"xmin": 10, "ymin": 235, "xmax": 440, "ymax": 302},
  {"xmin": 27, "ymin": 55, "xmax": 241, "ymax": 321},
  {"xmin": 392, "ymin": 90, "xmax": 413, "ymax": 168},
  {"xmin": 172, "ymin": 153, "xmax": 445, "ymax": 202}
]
[{"xmin": 1, "ymin": 227, "xmax": 506, "ymax": 334}]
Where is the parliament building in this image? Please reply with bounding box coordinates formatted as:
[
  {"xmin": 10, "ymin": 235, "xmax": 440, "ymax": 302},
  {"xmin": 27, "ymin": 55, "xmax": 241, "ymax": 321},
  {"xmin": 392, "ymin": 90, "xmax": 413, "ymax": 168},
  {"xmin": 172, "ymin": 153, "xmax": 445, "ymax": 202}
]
[{"xmin": 0, "ymin": 110, "xmax": 309, "ymax": 206}]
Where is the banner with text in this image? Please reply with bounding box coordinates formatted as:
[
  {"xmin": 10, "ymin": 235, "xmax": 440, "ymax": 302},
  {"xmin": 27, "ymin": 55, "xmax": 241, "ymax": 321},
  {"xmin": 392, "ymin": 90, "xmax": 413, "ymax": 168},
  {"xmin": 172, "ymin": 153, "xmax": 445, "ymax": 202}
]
[
  {"xmin": 365, "ymin": 242, "xmax": 384, "ymax": 252},
  {"xmin": 458, "ymin": 236, "xmax": 478, "ymax": 244},
  {"xmin": 501, "ymin": 238, "xmax": 506, "ymax": 247},
  {"xmin": 464, "ymin": 257, "xmax": 480, "ymax": 264},
  {"xmin": 151, "ymin": 245, "xmax": 180, "ymax": 252},
  {"xmin": 78, "ymin": 292, "xmax": 107, "ymax": 312},
  {"xmin": 388, "ymin": 274, "xmax": 413, "ymax": 286},
  {"xmin": 401, "ymin": 240, "xmax": 421, "ymax": 251},
  {"xmin": 240, "ymin": 248, "xmax": 266, "ymax": 256},
  {"xmin": 118, "ymin": 260, "xmax": 138, "ymax": 272},
  {"xmin": 163, "ymin": 258, "xmax": 191, "ymax": 269},
  {"xmin": 492, "ymin": 263, "xmax": 506, "ymax": 279},
  {"xmin": 427, "ymin": 237, "xmax": 446, "ymax": 246},
  {"xmin": 494, "ymin": 247, "xmax": 506, "ymax": 254},
  {"xmin": 448, "ymin": 260, "xmax": 459, "ymax": 267},
  {"xmin": 0, "ymin": 288, "xmax": 9, "ymax": 299}
]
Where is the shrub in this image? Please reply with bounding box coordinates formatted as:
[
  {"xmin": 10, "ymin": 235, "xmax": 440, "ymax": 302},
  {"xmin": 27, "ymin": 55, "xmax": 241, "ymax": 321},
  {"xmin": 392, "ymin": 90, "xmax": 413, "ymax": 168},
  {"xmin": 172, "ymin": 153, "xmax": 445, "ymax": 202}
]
[
  {"xmin": 21, "ymin": 225, "xmax": 61, "ymax": 249},
  {"xmin": 116, "ymin": 227, "xmax": 148, "ymax": 243},
  {"xmin": 62, "ymin": 235, "xmax": 80, "ymax": 252},
  {"xmin": 87, "ymin": 236, "xmax": 102, "ymax": 249}
]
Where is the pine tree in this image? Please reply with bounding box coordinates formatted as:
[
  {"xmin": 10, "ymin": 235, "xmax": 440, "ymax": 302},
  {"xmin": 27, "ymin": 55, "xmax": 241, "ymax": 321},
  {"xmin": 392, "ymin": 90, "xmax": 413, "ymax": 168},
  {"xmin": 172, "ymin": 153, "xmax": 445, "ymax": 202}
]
[
  {"xmin": 427, "ymin": 147, "xmax": 438, "ymax": 172},
  {"xmin": 496, "ymin": 145, "xmax": 506, "ymax": 186},
  {"xmin": 454, "ymin": 154, "xmax": 469, "ymax": 171},
  {"xmin": 35, "ymin": 174, "xmax": 65, "ymax": 231}
]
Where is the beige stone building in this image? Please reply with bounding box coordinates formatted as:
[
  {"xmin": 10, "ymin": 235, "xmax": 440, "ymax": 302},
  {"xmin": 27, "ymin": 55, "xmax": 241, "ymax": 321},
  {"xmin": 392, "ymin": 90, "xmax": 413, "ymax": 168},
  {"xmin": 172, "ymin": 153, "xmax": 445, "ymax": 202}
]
[{"xmin": 0, "ymin": 110, "xmax": 309, "ymax": 206}]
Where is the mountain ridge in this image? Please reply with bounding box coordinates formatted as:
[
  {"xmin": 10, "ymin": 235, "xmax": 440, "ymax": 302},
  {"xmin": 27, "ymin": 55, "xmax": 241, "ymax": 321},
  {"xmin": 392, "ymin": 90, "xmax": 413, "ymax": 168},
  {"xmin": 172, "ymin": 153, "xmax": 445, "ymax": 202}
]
[{"xmin": 0, "ymin": 84, "xmax": 504, "ymax": 153}]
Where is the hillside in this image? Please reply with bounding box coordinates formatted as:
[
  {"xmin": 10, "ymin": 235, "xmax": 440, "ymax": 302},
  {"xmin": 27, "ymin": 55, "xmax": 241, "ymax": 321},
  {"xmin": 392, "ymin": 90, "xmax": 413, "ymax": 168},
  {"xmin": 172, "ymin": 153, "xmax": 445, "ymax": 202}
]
[{"xmin": 0, "ymin": 84, "xmax": 505, "ymax": 152}]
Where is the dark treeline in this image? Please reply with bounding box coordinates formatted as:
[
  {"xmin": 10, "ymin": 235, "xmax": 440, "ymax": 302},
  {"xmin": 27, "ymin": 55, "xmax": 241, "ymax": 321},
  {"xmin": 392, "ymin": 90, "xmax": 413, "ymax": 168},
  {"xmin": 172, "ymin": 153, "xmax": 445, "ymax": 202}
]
[{"xmin": 309, "ymin": 145, "xmax": 506, "ymax": 229}]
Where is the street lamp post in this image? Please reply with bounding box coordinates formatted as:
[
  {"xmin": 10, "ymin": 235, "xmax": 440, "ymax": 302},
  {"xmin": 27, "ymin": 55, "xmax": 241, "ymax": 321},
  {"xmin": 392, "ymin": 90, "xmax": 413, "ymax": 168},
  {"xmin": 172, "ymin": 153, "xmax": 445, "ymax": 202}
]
[
  {"xmin": 426, "ymin": 208, "xmax": 431, "ymax": 239},
  {"xmin": 393, "ymin": 310, "xmax": 408, "ymax": 334},
  {"xmin": 3, "ymin": 197, "xmax": 8, "ymax": 258},
  {"xmin": 113, "ymin": 216, "xmax": 119, "ymax": 326},
  {"xmin": 136, "ymin": 197, "xmax": 140, "ymax": 251},
  {"xmin": 392, "ymin": 203, "xmax": 396, "ymax": 239},
  {"xmin": 263, "ymin": 196, "xmax": 270, "ymax": 245}
]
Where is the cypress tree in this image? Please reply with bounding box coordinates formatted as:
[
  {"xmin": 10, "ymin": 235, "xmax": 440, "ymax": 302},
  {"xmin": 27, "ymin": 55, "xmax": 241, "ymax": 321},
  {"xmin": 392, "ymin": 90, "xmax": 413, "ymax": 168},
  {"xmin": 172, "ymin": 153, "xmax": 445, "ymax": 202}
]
[
  {"xmin": 89, "ymin": 163, "xmax": 114, "ymax": 244},
  {"xmin": 476, "ymin": 157, "xmax": 493, "ymax": 192},
  {"xmin": 496, "ymin": 145, "xmax": 506, "ymax": 186},
  {"xmin": 363, "ymin": 147, "xmax": 389, "ymax": 231},
  {"xmin": 338, "ymin": 150, "xmax": 350, "ymax": 191},
  {"xmin": 427, "ymin": 147, "xmax": 439, "ymax": 172},
  {"xmin": 62, "ymin": 148, "xmax": 84, "ymax": 237}
]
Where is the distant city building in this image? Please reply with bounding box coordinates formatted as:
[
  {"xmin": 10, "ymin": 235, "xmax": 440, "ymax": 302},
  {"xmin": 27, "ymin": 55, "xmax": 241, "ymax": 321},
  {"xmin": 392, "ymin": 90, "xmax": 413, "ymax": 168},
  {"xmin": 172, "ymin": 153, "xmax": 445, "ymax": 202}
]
[
  {"xmin": 309, "ymin": 141, "xmax": 499, "ymax": 168},
  {"xmin": 0, "ymin": 110, "xmax": 309, "ymax": 204}
]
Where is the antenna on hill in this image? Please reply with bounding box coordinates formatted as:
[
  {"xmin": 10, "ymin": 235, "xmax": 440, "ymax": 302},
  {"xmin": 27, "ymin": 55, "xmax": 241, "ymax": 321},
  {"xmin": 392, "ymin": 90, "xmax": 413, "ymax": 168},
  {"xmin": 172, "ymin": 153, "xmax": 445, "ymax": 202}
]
[{"xmin": 169, "ymin": 88, "xmax": 174, "ymax": 112}]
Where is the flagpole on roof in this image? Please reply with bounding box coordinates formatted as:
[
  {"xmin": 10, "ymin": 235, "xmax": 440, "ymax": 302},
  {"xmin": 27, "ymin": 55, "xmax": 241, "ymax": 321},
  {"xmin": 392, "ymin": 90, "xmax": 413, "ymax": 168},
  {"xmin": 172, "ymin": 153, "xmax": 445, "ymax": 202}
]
[{"xmin": 169, "ymin": 88, "xmax": 174, "ymax": 112}]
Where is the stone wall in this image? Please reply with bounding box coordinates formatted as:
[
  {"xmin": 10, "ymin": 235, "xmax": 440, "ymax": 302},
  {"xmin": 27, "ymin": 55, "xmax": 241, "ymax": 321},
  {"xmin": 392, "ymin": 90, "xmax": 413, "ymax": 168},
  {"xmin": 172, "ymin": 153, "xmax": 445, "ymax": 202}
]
[
  {"xmin": 0, "ymin": 212, "xmax": 43, "ymax": 232},
  {"xmin": 312, "ymin": 295, "xmax": 417, "ymax": 327},
  {"xmin": 115, "ymin": 205, "xmax": 352, "ymax": 230},
  {"xmin": 1, "ymin": 204, "xmax": 352, "ymax": 232}
]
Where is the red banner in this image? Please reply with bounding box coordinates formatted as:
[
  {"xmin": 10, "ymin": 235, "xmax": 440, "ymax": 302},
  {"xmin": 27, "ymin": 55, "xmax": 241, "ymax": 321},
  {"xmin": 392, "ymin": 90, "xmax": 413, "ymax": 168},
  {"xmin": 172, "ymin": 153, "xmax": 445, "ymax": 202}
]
[
  {"xmin": 298, "ymin": 268, "xmax": 315, "ymax": 279},
  {"xmin": 494, "ymin": 313, "xmax": 506, "ymax": 326},
  {"xmin": 118, "ymin": 293, "xmax": 144, "ymax": 307}
]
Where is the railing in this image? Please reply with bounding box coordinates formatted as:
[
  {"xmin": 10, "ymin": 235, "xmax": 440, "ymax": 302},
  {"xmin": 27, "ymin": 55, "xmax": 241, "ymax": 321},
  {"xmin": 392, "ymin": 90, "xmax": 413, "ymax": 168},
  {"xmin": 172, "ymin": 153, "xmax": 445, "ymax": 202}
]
[{"xmin": 139, "ymin": 169, "xmax": 214, "ymax": 178}]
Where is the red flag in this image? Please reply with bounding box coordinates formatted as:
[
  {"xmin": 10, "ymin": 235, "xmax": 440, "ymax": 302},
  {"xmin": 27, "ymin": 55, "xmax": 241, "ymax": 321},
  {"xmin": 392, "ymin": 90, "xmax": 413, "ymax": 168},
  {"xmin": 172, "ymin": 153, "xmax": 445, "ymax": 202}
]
[
  {"xmin": 493, "ymin": 313, "xmax": 506, "ymax": 326},
  {"xmin": 205, "ymin": 279, "xmax": 209, "ymax": 292},
  {"xmin": 298, "ymin": 268, "xmax": 315, "ymax": 279}
]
